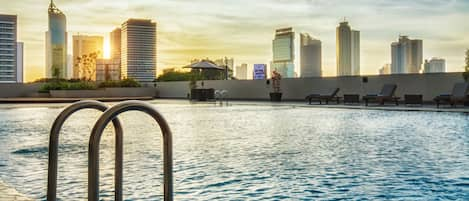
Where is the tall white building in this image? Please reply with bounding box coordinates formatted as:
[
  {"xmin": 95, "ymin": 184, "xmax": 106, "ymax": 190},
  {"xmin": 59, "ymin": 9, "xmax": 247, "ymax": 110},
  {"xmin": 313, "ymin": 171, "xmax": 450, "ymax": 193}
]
[
  {"xmin": 16, "ymin": 42, "xmax": 23, "ymax": 83},
  {"xmin": 0, "ymin": 14, "xmax": 18, "ymax": 83},
  {"xmin": 235, "ymin": 63, "xmax": 248, "ymax": 80},
  {"xmin": 391, "ymin": 36, "xmax": 423, "ymax": 74},
  {"xmin": 336, "ymin": 21, "xmax": 360, "ymax": 76},
  {"xmin": 424, "ymin": 58, "xmax": 446, "ymax": 73},
  {"xmin": 272, "ymin": 27, "xmax": 295, "ymax": 78},
  {"xmin": 300, "ymin": 33, "xmax": 321, "ymax": 78},
  {"xmin": 121, "ymin": 19, "xmax": 156, "ymax": 83}
]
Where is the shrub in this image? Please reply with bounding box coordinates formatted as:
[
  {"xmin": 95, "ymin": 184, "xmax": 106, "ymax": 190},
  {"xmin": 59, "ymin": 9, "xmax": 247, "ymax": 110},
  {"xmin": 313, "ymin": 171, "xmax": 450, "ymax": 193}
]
[
  {"xmin": 98, "ymin": 78, "xmax": 141, "ymax": 88},
  {"xmin": 38, "ymin": 81, "xmax": 97, "ymax": 93}
]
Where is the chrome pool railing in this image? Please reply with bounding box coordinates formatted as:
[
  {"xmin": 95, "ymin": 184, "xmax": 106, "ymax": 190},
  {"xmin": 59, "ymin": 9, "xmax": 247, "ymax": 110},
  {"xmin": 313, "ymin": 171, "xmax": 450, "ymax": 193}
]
[
  {"xmin": 88, "ymin": 100, "xmax": 173, "ymax": 201},
  {"xmin": 47, "ymin": 100, "xmax": 124, "ymax": 201},
  {"xmin": 47, "ymin": 100, "xmax": 173, "ymax": 201}
]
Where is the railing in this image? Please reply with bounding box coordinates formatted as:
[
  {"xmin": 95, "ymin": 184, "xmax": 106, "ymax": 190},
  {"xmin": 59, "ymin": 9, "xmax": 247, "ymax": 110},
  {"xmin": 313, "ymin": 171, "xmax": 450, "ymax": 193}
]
[
  {"xmin": 47, "ymin": 100, "xmax": 123, "ymax": 201},
  {"xmin": 47, "ymin": 100, "xmax": 173, "ymax": 201}
]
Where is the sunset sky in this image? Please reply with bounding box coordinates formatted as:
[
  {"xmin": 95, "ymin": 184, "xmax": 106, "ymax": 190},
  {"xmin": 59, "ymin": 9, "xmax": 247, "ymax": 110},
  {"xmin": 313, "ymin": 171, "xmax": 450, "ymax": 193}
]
[{"xmin": 1, "ymin": 0, "xmax": 468, "ymax": 81}]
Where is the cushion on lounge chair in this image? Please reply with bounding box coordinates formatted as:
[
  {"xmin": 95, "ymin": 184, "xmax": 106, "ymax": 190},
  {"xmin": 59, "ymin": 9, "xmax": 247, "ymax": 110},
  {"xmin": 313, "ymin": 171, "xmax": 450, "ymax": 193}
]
[
  {"xmin": 451, "ymin": 83, "xmax": 469, "ymax": 99},
  {"xmin": 379, "ymin": 84, "xmax": 397, "ymax": 97}
]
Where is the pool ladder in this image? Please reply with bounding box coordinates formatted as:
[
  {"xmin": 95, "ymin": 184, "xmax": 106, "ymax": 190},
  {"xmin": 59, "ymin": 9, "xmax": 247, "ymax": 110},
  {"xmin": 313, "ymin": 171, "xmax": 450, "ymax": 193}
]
[{"xmin": 46, "ymin": 100, "xmax": 173, "ymax": 201}]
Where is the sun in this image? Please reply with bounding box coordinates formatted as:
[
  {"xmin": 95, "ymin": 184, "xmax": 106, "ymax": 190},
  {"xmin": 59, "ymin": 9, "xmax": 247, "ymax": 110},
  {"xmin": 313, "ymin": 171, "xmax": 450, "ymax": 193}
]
[{"xmin": 103, "ymin": 36, "xmax": 111, "ymax": 59}]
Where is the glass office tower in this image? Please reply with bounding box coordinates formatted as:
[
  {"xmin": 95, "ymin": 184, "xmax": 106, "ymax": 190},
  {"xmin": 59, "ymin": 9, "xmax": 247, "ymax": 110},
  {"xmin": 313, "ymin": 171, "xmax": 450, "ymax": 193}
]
[{"xmin": 46, "ymin": 0, "xmax": 68, "ymax": 78}]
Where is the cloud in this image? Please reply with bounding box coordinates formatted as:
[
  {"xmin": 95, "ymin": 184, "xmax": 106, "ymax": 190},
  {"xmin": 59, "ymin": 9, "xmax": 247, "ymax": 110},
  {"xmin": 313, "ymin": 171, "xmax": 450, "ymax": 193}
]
[{"xmin": 1, "ymin": 0, "xmax": 468, "ymax": 80}]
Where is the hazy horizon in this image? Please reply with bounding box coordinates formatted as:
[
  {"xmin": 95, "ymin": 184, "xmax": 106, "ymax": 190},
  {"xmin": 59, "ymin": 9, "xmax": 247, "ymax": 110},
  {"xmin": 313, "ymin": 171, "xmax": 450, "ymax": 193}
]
[{"xmin": 1, "ymin": 0, "xmax": 468, "ymax": 81}]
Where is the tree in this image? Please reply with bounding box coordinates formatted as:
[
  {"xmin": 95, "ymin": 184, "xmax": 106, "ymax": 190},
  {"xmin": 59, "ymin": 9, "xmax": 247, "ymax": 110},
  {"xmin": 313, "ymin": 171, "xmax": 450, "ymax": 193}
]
[
  {"xmin": 52, "ymin": 65, "xmax": 61, "ymax": 82},
  {"xmin": 464, "ymin": 49, "xmax": 469, "ymax": 82},
  {"xmin": 78, "ymin": 51, "xmax": 99, "ymax": 80}
]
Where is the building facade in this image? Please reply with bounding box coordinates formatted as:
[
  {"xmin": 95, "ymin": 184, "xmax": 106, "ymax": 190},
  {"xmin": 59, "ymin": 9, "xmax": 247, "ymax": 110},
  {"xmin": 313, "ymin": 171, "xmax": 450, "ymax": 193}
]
[
  {"xmin": 110, "ymin": 28, "xmax": 121, "ymax": 59},
  {"xmin": 391, "ymin": 36, "xmax": 423, "ymax": 74},
  {"xmin": 379, "ymin": 64, "xmax": 391, "ymax": 75},
  {"xmin": 96, "ymin": 58, "xmax": 121, "ymax": 81},
  {"xmin": 72, "ymin": 35, "xmax": 103, "ymax": 79},
  {"xmin": 121, "ymin": 19, "xmax": 156, "ymax": 83},
  {"xmin": 272, "ymin": 27, "xmax": 295, "ymax": 78},
  {"xmin": 46, "ymin": 0, "xmax": 68, "ymax": 79},
  {"xmin": 235, "ymin": 63, "xmax": 248, "ymax": 80},
  {"xmin": 300, "ymin": 33, "xmax": 321, "ymax": 78},
  {"xmin": 16, "ymin": 42, "xmax": 23, "ymax": 83},
  {"xmin": 336, "ymin": 21, "xmax": 360, "ymax": 76},
  {"xmin": 0, "ymin": 14, "xmax": 17, "ymax": 83},
  {"xmin": 423, "ymin": 58, "xmax": 446, "ymax": 73}
]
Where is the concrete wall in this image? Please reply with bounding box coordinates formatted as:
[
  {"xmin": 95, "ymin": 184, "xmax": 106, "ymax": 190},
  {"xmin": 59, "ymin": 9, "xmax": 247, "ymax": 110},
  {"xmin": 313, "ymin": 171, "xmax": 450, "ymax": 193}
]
[
  {"xmin": 156, "ymin": 73, "xmax": 466, "ymax": 101},
  {"xmin": 0, "ymin": 83, "xmax": 43, "ymax": 98},
  {"xmin": 50, "ymin": 87, "xmax": 157, "ymax": 98}
]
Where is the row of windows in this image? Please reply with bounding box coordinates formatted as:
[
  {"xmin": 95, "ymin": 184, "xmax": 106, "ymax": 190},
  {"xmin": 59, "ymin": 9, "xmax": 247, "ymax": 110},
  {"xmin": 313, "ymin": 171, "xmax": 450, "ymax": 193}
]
[
  {"xmin": 0, "ymin": 56, "xmax": 14, "ymax": 59},
  {"xmin": 0, "ymin": 50, "xmax": 13, "ymax": 54},
  {"xmin": 0, "ymin": 34, "xmax": 13, "ymax": 38},
  {"xmin": 0, "ymin": 24, "xmax": 14, "ymax": 28}
]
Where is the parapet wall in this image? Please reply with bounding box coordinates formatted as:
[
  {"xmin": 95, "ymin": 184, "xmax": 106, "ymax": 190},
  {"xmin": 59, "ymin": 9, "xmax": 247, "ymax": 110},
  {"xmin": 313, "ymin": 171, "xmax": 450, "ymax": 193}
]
[{"xmin": 156, "ymin": 73, "xmax": 466, "ymax": 101}]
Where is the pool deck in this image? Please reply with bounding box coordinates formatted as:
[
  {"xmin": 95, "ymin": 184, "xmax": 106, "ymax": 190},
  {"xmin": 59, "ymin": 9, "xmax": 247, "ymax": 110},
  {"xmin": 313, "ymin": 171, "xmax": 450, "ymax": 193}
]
[
  {"xmin": 0, "ymin": 181, "xmax": 33, "ymax": 201},
  {"xmin": 196, "ymin": 100, "xmax": 469, "ymax": 113}
]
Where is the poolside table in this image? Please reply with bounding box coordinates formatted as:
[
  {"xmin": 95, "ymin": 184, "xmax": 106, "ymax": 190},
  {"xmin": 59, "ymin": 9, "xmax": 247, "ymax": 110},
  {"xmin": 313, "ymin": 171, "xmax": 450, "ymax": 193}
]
[
  {"xmin": 405, "ymin": 94, "xmax": 423, "ymax": 106},
  {"xmin": 343, "ymin": 94, "xmax": 360, "ymax": 104}
]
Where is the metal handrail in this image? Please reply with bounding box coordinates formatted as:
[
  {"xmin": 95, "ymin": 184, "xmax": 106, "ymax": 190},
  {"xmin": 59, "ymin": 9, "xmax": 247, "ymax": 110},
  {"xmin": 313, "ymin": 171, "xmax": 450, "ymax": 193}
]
[
  {"xmin": 88, "ymin": 100, "xmax": 173, "ymax": 201},
  {"xmin": 47, "ymin": 100, "xmax": 123, "ymax": 201}
]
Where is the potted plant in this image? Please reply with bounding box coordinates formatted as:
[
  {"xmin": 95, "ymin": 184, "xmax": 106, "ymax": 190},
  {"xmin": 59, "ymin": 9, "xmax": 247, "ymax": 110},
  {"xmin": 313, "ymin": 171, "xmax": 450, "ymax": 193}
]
[{"xmin": 269, "ymin": 69, "xmax": 282, "ymax": 102}]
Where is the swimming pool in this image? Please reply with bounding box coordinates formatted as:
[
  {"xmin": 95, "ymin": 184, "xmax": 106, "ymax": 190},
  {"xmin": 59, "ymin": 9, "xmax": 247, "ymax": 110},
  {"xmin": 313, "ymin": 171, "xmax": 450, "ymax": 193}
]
[{"xmin": 0, "ymin": 100, "xmax": 468, "ymax": 200}]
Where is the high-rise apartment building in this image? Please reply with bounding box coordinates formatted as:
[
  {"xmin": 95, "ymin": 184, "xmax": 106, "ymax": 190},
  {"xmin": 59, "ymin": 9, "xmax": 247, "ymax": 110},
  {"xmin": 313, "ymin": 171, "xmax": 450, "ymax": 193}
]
[
  {"xmin": 110, "ymin": 28, "xmax": 121, "ymax": 59},
  {"xmin": 121, "ymin": 19, "xmax": 156, "ymax": 83},
  {"xmin": 272, "ymin": 27, "xmax": 295, "ymax": 78},
  {"xmin": 46, "ymin": 0, "xmax": 68, "ymax": 79},
  {"xmin": 16, "ymin": 42, "xmax": 23, "ymax": 83},
  {"xmin": 235, "ymin": 63, "xmax": 248, "ymax": 80},
  {"xmin": 391, "ymin": 36, "xmax": 423, "ymax": 74},
  {"xmin": 0, "ymin": 14, "xmax": 18, "ymax": 83},
  {"xmin": 72, "ymin": 35, "xmax": 103, "ymax": 79},
  {"xmin": 300, "ymin": 33, "xmax": 321, "ymax": 78},
  {"xmin": 423, "ymin": 58, "xmax": 446, "ymax": 73},
  {"xmin": 336, "ymin": 21, "xmax": 360, "ymax": 76}
]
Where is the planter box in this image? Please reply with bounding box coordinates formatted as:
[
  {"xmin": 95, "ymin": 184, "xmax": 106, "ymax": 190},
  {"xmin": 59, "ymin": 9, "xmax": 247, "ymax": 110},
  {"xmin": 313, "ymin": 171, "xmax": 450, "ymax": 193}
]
[{"xmin": 269, "ymin": 92, "xmax": 282, "ymax": 102}]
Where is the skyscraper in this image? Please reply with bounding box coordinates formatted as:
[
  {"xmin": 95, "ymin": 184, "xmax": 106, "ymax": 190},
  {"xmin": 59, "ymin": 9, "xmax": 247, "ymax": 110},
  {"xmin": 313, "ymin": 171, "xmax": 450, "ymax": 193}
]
[
  {"xmin": 16, "ymin": 42, "xmax": 23, "ymax": 83},
  {"xmin": 336, "ymin": 20, "xmax": 360, "ymax": 76},
  {"xmin": 110, "ymin": 28, "xmax": 121, "ymax": 60},
  {"xmin": 300, "ymin": 33, "xmax": 322, "ymax": 78},
  {"xmin": 391, "ymin": 36, "xmax": 423, "ymax": 74},
  {"xmin": 121, "ymin": 19, "xmax": 156, "ymax": 83},
  {"xmin": 235, "ymin": 63, "xmax": 248, "ymax": 80},
  {"xmin": 72, "ymin": 35, "xmax": 103, "ymax": 79},
  {"xmin": 0, "ymin": 14, "xmax": 17, "ymax": 83},
  {"xmin": 272, "ymin": 27, "xmax": 295, "ymax": 78},
  {"xmin": 46, "ymin": 0, "xmax": 67, "ymax": 79},
  {"xmin": 423, "ymin": 58, "xmax": 446, "ymax": 73}
]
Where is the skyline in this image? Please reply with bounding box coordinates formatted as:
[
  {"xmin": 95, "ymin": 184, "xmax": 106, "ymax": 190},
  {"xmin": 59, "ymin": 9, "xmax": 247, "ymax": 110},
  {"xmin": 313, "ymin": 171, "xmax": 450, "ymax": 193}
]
[{"xmin": 1, "ymin": 0, "xmax": 469, "ymax": 82}]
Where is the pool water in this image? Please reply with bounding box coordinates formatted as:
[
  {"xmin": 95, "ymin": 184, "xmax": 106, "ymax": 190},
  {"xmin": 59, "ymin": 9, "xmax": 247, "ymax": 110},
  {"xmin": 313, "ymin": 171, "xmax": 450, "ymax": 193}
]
[{"xmin": 0, "ymin": 100, "xmax": 468, "ymax": 200}]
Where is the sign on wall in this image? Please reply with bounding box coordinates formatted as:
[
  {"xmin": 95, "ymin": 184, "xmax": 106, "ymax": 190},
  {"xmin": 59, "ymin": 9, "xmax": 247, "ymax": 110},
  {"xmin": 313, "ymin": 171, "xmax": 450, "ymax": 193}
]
[{"xmin": 253, "ymin": 64, "xmax": 267, "ymax": 80}]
